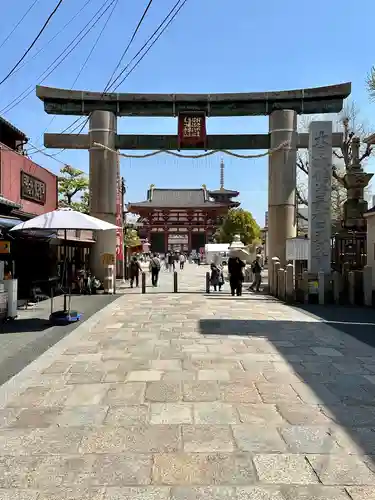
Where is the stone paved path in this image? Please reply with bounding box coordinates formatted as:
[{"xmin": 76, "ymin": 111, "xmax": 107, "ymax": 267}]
[{"xmin": 1, "ymin": 266, "xmax": 375, "ymax": 499}]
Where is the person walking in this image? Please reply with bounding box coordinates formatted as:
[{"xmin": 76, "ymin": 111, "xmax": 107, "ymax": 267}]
[
  {"xmin": 179, "ymin": 253, "xmax": 186, "ymax": 270},
  {"xmin": 248, "ymin": 255, "xmax": 262, "ymax": 292},
  {"xmin": 149, "ymin": 253, "xmax": 161, "ymax": 287},
  {"xmin": 129, "ymin": 256, "xmax": 142, "ymax": 288},
  {"xmin": 227, "ymin": 254, "xmax": 245, "ymax": 296}
]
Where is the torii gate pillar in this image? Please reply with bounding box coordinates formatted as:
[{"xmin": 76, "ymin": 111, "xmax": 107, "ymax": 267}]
[
  {"xmin": 268, "ymin": 109, "xmax": 298, "ymax": 265},
  {"xmin": 89, "ymin": 110, "xmax": 118, "ymax": 281}
]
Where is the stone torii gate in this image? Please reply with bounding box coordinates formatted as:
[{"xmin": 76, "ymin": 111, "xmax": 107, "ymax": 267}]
[{"xmin": 36, "ymin": 83, "xmax": 350, "ymax": 278}]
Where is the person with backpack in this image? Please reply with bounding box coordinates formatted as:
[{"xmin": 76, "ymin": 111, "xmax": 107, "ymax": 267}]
[
  {"xmin": 149, "ymin": 253, "xmax": 161, "ymax": 287},
  {"xmin": 248, "ymin": 255, "xmax": 262, "ymax": 292}
]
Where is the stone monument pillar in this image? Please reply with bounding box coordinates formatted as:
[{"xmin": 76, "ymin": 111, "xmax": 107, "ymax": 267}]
[
  {"xmin": 308, "ymin": 121, "xmax": 333, "ymax": 274},
  {"xmin": 89, "ymin": 110, "xmax": 118, "ymax": 280},
  {"xmin": 268, "ymin": 110, "xmax": 297, "ymax": 265}
]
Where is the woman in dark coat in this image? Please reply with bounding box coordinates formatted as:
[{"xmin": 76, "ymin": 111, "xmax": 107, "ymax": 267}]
[
  {"xmin": 210, "ymin": 263, "xmax": 224, "ymax": 292},
  {"xmin": 227, "ymin": 255, "xmax": 245, "ymax": 296},
  {"xmin": 129, "ymin": 256, "xmax": 142, "ymax": 288}
]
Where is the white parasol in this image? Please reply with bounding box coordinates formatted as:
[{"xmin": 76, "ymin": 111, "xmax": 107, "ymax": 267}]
[
  {"xmin": 9, "ymin": 208, "xmax": 119, "ymax": 231},
  {"xmin": 10, "ymin": 208, "xmax": 120, "ymax": 320}
]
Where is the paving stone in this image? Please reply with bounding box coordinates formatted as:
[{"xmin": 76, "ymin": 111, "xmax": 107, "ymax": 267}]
[
  {"xmin": 236, "ymin": 404, "xmax": 283, "ymax": 425},
  {"xmin": 311, "ymin": 347, "xmax": 343, "ymax": 357},
  {"xmin": 0, "ymin": 455, "xmax": 38, "ymax": 488},
  {"xmin": 232, "ymin": 424, "xmax": 286, "ymax": 452},
  {"xmin": 104, "ymin": 383, "xmax": 146, "ymax": 405},
  {"xmin": 40, "ymin": 387, "xmax": 76, "ymax": 407},
  {"xmin": 236, "ymin": 486, "xmax": 284, "ymax": 500},
  {"xmin": 282, "ymin": 486, "xmax": 351, "ymax": 500},
  {"xmin": 291, "ymin": 383, "xmax": 339, "ymax": 405},
  {"xmin": 219, "ymin": 383, "xmax": 261, "ymax": 403},
  {"xmin": 6, "ymin": 387, "xmax": 51, "ymax": 408},
  {"xmin": 56, "ymin": 405, "xmax": 109, "ymax": 427},
  {"xmin": 104, "ymin": 405, "xmax": 149, "ymax": 425},
  {"xmin": 29, "ymin": 454, "xmax": 94, "ymax": 488},
  {"xmin": 280, "ymin": 426, "xmax": 340, "ymax": 453},
  {"xmin": 105, "ymin": 487, "xmax": 170, "ymax": 500},
  {"xmin": 307, "ymin": 454, "xmax": 375, "ymax": 485},
  {"xmin": 150, "ymin": 403, "xmax": 193, "ymax": 424},
  {"xmin": 345, "ymin": 486, "xmax": 375, "ymax": 499},
  {"xmin": 24, "ymin": 427, "xmax": 86, "ymax": 455},
  {"xmin": 197, "ymin": 370, "xmax": 230, "ymax": 381},
  {"xmin": 80, "ymin": 425, "xmax": 180, "ymax": 453},
  {"xmin": 0, "ymin": 408, "xmax": 22, "ymax": 428},
  {"xmin": 183, "ymin": 382, "xmax": 219, "ymax": 402},
  {"xmin": 277, "ymin": 404, "xmax": 331, "ymax": 425},
  {"xmin": 193, "ymin": 402, "xmax": 239, "ymax": 424},
  {"xmin": 150, "ymin": 360, "xmax": 181, "ymax": 371},
  {"xmin": 171, "ymin": 486, "xmax": 236, "ymax": 500},
  {"xmin": 90, "ymin": 454, "xmax": 152, "ymax": 486},
  {"xmin": 127, "ymin": 371, "xmax": 163, "ymax": 382},
  {"xmin": 145, "ymin": 382, "xmax": 182, "ymax": 402},
  {"xmin": 152, "ymin": 453, "xmax": 256, "ymax": 485},
  {"xmin": 36, "ymin": 488, "xmax": 105, "ymax": 500},
  {"xmin": 253, "ymin": 454, "xmax": 319, "ymax": 484},
  {"xmin": 256, "ymin": 383, "xmax": 301, "ymax": 404},
  {"xmin": 182, "ymin": 425, "xmax": 234, "ymax": 452},
  {"xmin": 8, "ymin": 407, "xmax": 61, "ymax": 428},
  {"xmin": 0, "ymin": 490, "xmax": 41, "ymax": 500},
  {"xmin": 66, "ymin": 371, "xmax": 104, "ymax": 384},
  {"xmin": 162, "ymin": 372, "xmax": 196, "ymax": 382},
  {"xmin": 42, "ymin": 362, "xmax": 71, "ymax": 375},
  {"xmin": 65, "ymin": 384, "xmax": 109, "ymax": 406},
  {"xmin": 0, "ymin": 429, "xmax": 34, "ymax": 455},
  {"xmin": 331, "ymin": 427, "xmax": 375, "ymax": 455}
]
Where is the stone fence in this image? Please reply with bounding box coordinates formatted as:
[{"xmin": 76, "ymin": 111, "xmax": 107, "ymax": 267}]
[{"xmin": 268, "ymin": 256, "xmax": 374, "ymax": 307}]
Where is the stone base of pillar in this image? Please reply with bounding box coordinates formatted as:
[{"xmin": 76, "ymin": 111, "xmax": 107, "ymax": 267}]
[
  {"xmin": 90, "ymin": 212, "xmax": 117, "ymax": 282},
  {"xmin": 268, "ymin": 204, "xmax": 296, "ymax": 265}
]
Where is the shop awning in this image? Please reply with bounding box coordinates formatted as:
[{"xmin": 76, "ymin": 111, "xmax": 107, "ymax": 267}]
[{"xmin": 0, "ymin": 217, "xmax": 57, "ymax": 239}]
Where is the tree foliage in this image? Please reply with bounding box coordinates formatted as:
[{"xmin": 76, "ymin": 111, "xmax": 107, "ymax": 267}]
[
  {"xmin": 296, "ymin": 102, "xmax": 373, "ymax": 235},
  {"xmin": 58, "ymin": 165, "xmax": 89, "ymax": 213},
  {"xmin": 124, "ymin": 228, "xmax": 141, "ymax": 248},
  {"xmin": 214, "ymin": 208, "xmax": 260, "ymax": 245}
]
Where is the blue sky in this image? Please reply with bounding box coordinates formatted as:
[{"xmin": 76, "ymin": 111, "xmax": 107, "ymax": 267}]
[{"xmin": 1, "ymin": 0, "xmax": 374, "ymax": 226}]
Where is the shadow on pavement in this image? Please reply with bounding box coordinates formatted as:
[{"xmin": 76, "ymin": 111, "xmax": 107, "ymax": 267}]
[
  {"xmin": 0, "ymin": 318, "xmax": 50, "ymax": 334},
  {"xmin": 292, "ymin": 303, "xmax": 375, "ymax": 349},
  {"xmin": 0, "ymin": 294, "xmax": 118, "ymax": 387},
  {"xmin": 199, "ymin": 317, "xmax": 375, "ymax": 461}
]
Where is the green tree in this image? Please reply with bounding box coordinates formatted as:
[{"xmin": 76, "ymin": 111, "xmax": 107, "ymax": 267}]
[
  {"xmin": 214, "ymin": 208, "xmax": 260, "ymax": 245},
  {"xmin": 58, "ymin": 165, "xmax": 89, "ymax": 213},
  {"xmin": 124, "ymin": 228, "xmax": 141, "ymax": 248}
]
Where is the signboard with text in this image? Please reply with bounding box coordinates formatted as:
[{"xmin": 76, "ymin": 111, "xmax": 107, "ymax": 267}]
[
  {"xmin": 20, "ymin": 171, "xmax": 46, "ymax": 205},
  {"xmin": 178, "ymin": 112, "xmax": 207, "ymax": 149}
]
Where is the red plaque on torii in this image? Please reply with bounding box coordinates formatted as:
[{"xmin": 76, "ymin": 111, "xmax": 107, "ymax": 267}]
[{"xmin": 178, "ymin": 112, "xmax": 207, "ymax": 150}]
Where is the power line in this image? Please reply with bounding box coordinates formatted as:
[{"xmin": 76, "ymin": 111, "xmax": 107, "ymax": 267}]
[
  {"xmin": 30, "ymin": 0, "xmax": 155, "ymax": 156},
  {"xmin": 9, "ymin": 0, "xmax": 94, "ymax": 81},
  {"xmin": 29, "ymin": 0, "xmax": 188, "ymax": 160},
  {"xmin": 0, "ymin": 0, "xmax": 40, "ymax": 51},
  {"xmin": 29, "ymin": 0, "xmax": 119, "ymax": 151},
  {"xmin": 0, "ymin": 0, "xmax": 65, "ymax": 86},
  {"xmin": 105, "ymin": 0, "xmax": 154, "ymax": 92},
  {"xmin": 110, "ymin": 0, "xmax": 187, "ymax": 91},
  {"xmin": 1, "ymin": 0, "xmax": 116, "ymax": 115}
]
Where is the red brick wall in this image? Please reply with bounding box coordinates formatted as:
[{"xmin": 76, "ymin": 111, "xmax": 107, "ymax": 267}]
[{"xmin": 0, "ymin": 146, "xmax": 58, "ymax": 215}]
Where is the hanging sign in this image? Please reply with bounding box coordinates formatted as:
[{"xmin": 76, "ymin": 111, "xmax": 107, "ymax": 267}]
[{"xmin": 178, "ymin": 112, "xmax": 207, "ymax": 149}]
